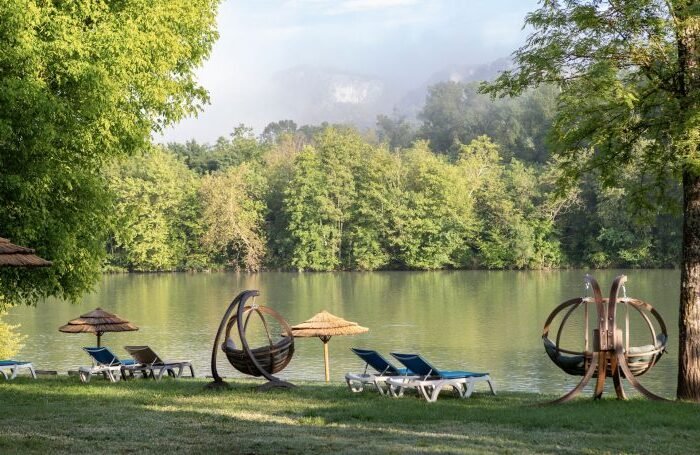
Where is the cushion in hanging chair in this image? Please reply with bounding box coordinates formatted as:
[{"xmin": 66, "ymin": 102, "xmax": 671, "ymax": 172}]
[
  {"xmin": 543, "ymin": 337, "xmax": 585, "ymax": 373},
  {"xmin": 627, "ymin": 334, "xmax": 667, "ymax": 363}
]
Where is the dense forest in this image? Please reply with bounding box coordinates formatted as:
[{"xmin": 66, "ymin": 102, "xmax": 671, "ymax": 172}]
[{"xmin": 105, "ymin": 82, "xmax": 681, "ymax": 272}]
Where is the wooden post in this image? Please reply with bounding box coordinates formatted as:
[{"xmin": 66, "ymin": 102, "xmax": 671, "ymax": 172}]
[
  {"xmin": 319, "ymin": 336, "xmax": 332, "ymax": 382},
  {"xmin": 323, "ymin": 341, "xmax": 330, "ymax": 382}
]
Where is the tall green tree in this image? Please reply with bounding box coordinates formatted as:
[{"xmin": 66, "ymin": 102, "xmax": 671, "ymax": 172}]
[
  {"xmin": 0, "ymin": 1, "xmax": 219, "ymax": 308},
  {"xmin": 376, "ymin": 113, "xmax": 417, "ymax": 151},
  {"xmin": 282, "ymin": 128, "xmax": 365, "ymax": 270},
  {"xmin": 346, "ymin": 146, "xmax": 398, "ymax": 270},
  {"xmin": 199, "ymin": 163, "xmax": 268, "ymax": 271},
  {"xmin": 419, "ymin": 81, "xmax": 557, "ymax": 162},
  {"xmin": 107, "ymin": 148, "xmax": 200, "ymax": 271},
  {"xmin": 169, "ymin": 125, "xmax": 268, "ymax": 175},
  {"xmin": 482, "ymin": 0, "xmax": 699, "ymax": 400},
  {"xmin": 389, "ymin": 141, "xmax": 465, "ymax": 269},
  {"xmin": 283, "ymin": 147, "xmax": 338, "ymax": 271},
  {"xmin": 261, "ymin": 120, "xmax": 299, "ymax": 145}
]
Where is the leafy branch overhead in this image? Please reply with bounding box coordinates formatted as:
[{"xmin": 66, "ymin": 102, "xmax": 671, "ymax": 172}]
[
  {"xmin": 482, "ymin": 0, "xmax": 698, "ymax": 200},
  {"xmin": 0, "ymin": 0, "xmax": 220, "ymax": 307}
]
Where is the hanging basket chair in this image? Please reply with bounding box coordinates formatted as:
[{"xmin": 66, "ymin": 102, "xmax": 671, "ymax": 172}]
[
  {"xmin": 208, "ymin": 290, "xmax": 295, "ymax": 389},
  {"xmin": 222, "ymin": 304, "xmax": 295, "ymax": 376},
  {"xmin": 542, "ymin": 296, "xmax": 668, "ymax": 378}
]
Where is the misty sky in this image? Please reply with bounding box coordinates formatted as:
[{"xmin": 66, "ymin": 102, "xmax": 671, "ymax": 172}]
[{"xmin": 160, "ymin": 0, "xmax": 540, "ymax": 143}]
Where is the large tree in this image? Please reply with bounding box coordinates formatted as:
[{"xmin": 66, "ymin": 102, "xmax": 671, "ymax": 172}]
[
  {"xmin": 0, "ymin": 1, "xmax": 219, "ymax": 308},
  {"xmin": 483, "ymin": 0, "xmax": 699, "ymax": 400}
]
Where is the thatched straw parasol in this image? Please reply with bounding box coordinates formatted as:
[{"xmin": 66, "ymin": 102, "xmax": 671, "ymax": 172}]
[
  {"xmin": 291, "ymin": 310, "xmax": 368, "ymax": 382},
  {"xmin": 59, "ymin": 308, "xmax": 138, "ymax": 347},
  {"xmin": 0, "ymin": 237, "xmax": 51, "ymax": 267}
]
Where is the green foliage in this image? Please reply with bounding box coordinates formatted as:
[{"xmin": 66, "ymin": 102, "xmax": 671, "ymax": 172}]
[
  {"xmin": 345, "ymin": 146, "xmax": 396, "ymax": 270},
  {"xmin": 458, "ymin": 137, "xmax": 563, "ymax": 269},
  {"xmin": 261, "ymin": 120, "xmax": 299, "ymax": 145},
  {"xmin": 282, "ymin": 129, "xmax": 365, "ymax": 270},
  {"xmin": 0, "ymin": 313, "xmax": 26, "ymax": 359},
  {"xmin": 480, "ymin": 0, "xmax": 693, "ymax": 270},
  {"xmin": 169, "ymin": 125, "xmax": 269, "ymax": 174},
  {"xmin": 0, "ymin": 0, "xmax": 220, "ymax": 307},
  {"xmin": 558, "ymin": 174, "xmax": 681, "ymax": 268},
  {"xmin": 112, "ymin": 124, "xmax": 675, "ymax": 272},
  {"xmin": 419, "ymin": 82, "xmax": 557, "ymax": 162},
  {"xmin": 199, "ymin": 163, "xmax": 268, "ymax": 271},
  {"xmin": 388, "ymin": 142, "xmax": 466, "ymax": 269},
  {"xmin": 283, "ymin": 147, "xmax": 339, "ymax": 271},
  {"xmin": 481, "ymin": 0, "xmax": 697, "ymax": 201},
  {"xmin": 376, "ymin": 113, "xmax": 417, "ymax": 151},
  {"xmin": 106, "ymin": 147, "xmax": 201, "ymax": 271}
]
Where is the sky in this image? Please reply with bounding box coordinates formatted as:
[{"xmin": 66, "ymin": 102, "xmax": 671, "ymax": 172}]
[{"xmin": 160, "ymin": 0, "xmax": 540, "ymax": 144}]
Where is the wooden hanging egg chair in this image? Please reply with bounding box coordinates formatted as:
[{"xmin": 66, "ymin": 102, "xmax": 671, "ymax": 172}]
[
  {"xmin": 542, "ymin": 275, "xmax": 668, "ymax": 402},
  {"xmin": 208, "ymin": 290, "xmax": 295, "ymax": 390}
]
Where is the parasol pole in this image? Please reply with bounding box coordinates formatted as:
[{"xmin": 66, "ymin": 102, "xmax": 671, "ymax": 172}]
[
  {"xmin": 320, "ymin": 335, "xmax": 331, "ymax": 382},
  {"xmin": 97, "ymin": 332, "xmax": 102, "ymax": 347}
]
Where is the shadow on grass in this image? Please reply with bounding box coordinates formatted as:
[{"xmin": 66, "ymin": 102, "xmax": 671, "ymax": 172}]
[{"xmin": 0, "ymin": 378, "xmax": 698, "ymax": 454}]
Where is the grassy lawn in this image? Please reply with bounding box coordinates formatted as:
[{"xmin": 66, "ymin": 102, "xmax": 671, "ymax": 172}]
[{"xmin": 1, "ymin": 377, "xmax": 699, "ymax": 454}]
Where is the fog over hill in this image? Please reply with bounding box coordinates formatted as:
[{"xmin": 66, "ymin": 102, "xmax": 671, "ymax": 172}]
[
  {"xmin": 158, "ymin": 2, "xmax": 537, "ymax": 143},
  {"xmin": 267, "ymin": 66, "xmax": 393, "ymax": 128},
  {"xmin": 259, "ymin": 58, "xmax": 510, "ymax": 130}
]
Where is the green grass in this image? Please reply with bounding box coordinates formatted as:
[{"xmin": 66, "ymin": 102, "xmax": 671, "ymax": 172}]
[{"xmin": 1, "ymin": 377, "xmax": 698, "ymax": 454}]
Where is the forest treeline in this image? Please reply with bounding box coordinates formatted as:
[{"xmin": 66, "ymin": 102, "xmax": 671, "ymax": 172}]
[{"xmin": 105, "ymin": 82, "xmax": 681, "ymax": 272}]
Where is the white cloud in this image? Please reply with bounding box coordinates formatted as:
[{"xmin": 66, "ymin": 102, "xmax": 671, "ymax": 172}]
[
  {"xmin": 327, "ymin": 0, "xmax": 420, "ymax": 15},
  {"xmin": 284, "ymin": 0, "xmax": 420, "ymax": 15}
]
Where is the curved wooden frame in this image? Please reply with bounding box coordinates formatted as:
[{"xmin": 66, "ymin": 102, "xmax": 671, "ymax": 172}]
[
  {"xmin": 208, "ymin": 290, "xmax": 294, "ymax": 390},
  {"xmin": 544, "ymin": 275, "xmax": 668, "ymax": 403}
]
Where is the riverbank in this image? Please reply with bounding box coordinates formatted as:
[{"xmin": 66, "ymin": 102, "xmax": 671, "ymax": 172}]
[{"xmin": 0, "ymin": 377, "xmax": 697, "ymax": 454}]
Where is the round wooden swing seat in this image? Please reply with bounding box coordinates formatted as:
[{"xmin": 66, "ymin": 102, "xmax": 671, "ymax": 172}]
[
  {"xmin": 543, "ymin": 295, "xmax": 668, "ymax": 378},
  {"xmin": 208, "ymin": 290, "xmax": 295, "ymax": 389},
  {"xmin": 543, "ymin": 334, "xmax": 667, "ymax": 377},
  {"xmin": 542, "ymin": 275, "xmax": 669, "ymax": 403},
  {"xmin": 223, "ymin": 335, "xmax": 294, "ymax": 376}
]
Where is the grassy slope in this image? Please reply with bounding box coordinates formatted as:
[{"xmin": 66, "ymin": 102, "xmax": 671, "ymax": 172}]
[{"xmin": 1, "ymin": 377, "xmax": 699, "ymax": 454}]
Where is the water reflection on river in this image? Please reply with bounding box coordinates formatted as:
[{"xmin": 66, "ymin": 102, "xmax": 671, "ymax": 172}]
[{"xmin": 6, "ymin": 270, "xmax": 680, "ymax": 396}]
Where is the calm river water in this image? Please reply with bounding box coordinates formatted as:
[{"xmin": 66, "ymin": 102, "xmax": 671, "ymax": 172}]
[{"xmin": 6, "ymin": 270, "xmax": 681, "ymax": 396}]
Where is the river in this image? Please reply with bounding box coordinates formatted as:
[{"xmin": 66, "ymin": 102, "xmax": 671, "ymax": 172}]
[{"xmin": 6, "ymin": 270, "xmax": 680, "ymax": 396}]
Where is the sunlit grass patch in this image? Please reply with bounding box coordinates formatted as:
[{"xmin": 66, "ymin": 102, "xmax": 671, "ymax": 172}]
[{"xmin": 0, "ymin": 377, "xmax": 698, "ymax": 454}]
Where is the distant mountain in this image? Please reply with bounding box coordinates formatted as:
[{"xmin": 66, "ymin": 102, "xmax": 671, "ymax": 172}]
[
  {"xmin": 263, "ymin": 59, "xmax": 510, "ymax": 129},
  {"xmin": 267, "ymin": 66, "xmax": 397, "ymax": 128}
]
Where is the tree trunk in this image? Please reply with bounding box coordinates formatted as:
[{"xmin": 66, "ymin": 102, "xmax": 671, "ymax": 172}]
[{"xmin": 678, "ymin": 169, "xmax": 700, "ymax": 400}]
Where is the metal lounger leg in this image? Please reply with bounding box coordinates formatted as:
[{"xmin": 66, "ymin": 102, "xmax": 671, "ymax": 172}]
[
  {"xmin": 486, "ymin": 376, "xmax": 496, "ymax": 395},
  {"xmin": 348, "ymin": 376, "xmax": 367, "ymax": 393},
  {"xmin": 388, "ymin": 380, "xmax": 405, "ymax": 397},
  {"xmin": 80, "ymin": 370, "xmax": 91, "ymax": 383},
  {"xmin": 463, "ymin": 380, "xmax": 475, "ymax": 398},
  {"xmin": 425, "ymin": 383, "xmax": 442, "ymax": 403},
  {"xmin": 373, "ymin": 377, "xmax": 389, "ymax": 395}
]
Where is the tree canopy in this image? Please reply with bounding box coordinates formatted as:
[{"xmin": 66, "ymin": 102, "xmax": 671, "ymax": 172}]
[
  {"xmin": 482, "ymin": 0, "xmax": 699, "ymax": 400},
  {"xmin": 0, "ymin": 0, "xmax": 220, "ymax": 309}
]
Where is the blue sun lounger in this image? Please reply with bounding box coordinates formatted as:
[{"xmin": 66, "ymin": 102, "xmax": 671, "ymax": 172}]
[
  {"xmin": 386, "ymin": 353, "xmax": 496, "ymax": 402},
  {"xmin": 79, "ymin": 347, "xmax": 143, "ymax": 383},
  {"xmin": 345, "ymin": 348, "xmax": 415, "ymax": 395},
  {"xmin": 0, "ymin": 360, "xmax": 36, "ymax": 380}
]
